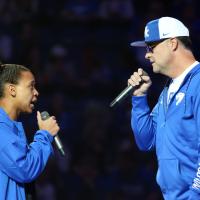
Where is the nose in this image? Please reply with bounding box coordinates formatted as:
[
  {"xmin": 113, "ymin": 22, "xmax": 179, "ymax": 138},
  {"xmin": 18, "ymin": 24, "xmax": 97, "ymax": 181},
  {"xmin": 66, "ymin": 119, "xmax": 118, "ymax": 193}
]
[
  {"xmin": 145, "ymin": 52, "xmax": 151, "ymax": 60},
  {"xmin": 34, "ymin": 88, "xmax": 39, "ymax": 96}
]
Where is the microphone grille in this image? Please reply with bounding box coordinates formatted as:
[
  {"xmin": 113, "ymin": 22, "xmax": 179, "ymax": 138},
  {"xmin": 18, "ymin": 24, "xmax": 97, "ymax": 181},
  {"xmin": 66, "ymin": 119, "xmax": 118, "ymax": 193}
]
[{"xmin": 41, "ymin": 111, "xmax": 50, "ymax": 120}]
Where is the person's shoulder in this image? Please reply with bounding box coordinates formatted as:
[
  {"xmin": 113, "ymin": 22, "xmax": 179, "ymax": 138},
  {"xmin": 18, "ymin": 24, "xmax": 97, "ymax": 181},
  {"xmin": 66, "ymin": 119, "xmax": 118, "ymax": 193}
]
[
  {"xmin": 0, "ymin": 112, "xmax": 15, "ymax": 135},
  {"xmin": 188, "ymin": 63, "xmax": 200, "ymax": 83},
  {"xmin": 0, "ymin": 109, "xmax": 14, "ymax": 126},
  {"xmin": 187, "ymin": 65, "xmax": 200, "ymax": 94},
  {"xmin": 0, "ymin": 114, "xmax": 8, "ymax": 124},
  {"xmin": 191, "ymin": 63, "xmax": 200, "ymax": 74}
]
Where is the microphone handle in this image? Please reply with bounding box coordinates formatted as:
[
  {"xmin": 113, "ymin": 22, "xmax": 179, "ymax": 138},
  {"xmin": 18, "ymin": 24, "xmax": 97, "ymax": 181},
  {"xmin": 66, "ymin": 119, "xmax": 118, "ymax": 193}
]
[
  {"xmin": 41, "ymin": 111, "xmax": 65, "ymax": 156},
  {"xmin": 110, "ymin": 85, "xmax": 134, "ymax": 107},
  {"xmin": 54, "ymin": 135, "xmax": 65, "ymax": 156}
]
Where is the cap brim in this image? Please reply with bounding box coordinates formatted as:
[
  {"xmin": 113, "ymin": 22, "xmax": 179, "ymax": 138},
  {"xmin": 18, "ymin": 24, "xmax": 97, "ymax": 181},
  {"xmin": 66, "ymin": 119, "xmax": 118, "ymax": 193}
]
[{"xmin": 130, "ymin": 41, "xmax": 146, "ymax": 47}]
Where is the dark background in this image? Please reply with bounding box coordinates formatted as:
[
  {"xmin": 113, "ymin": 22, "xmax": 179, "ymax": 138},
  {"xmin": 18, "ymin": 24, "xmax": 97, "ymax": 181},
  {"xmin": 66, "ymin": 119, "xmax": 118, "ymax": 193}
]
[{"xmin": 1, "ymin": 0, "xmax": 200, "ymax": 199}]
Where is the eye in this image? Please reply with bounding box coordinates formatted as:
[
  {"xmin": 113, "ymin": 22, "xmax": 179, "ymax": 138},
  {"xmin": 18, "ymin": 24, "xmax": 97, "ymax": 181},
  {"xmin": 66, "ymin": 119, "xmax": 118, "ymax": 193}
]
[
  {"xmin": 29, "ymin": 84, "xmax": 34, "ymax": 90},
  {"xmin": 146, "ymin": 43, "xmax": 158, "ymax": 53}
]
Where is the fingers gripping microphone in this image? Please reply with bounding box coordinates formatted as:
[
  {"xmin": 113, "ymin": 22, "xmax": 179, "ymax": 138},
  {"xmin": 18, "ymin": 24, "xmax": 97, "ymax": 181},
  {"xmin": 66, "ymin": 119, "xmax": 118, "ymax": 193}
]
[
  {"xmin": 41, "ymin": 111, "xmax": 65, "ymax": 157},
  {"xmin": 110, "ymin": 71, "xmax": 147, "ymax": 107},
  {"xmin": 110, "ymin": 85, "xmax": 134, "ymax": 107}
]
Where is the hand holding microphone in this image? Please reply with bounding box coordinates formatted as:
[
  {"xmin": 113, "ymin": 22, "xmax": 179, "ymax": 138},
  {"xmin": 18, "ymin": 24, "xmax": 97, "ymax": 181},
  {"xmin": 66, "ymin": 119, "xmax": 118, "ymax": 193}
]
[
  {"xmin": 110, "ymin": 68, "xmax": 151, "ymax": 107},
  {"xmin": 128, "ymin": 68, "xmax": 152, "ymax": 96},
  {"xmin": 37, "ymin": 111, "xmax": 65, "ymax": 156}
]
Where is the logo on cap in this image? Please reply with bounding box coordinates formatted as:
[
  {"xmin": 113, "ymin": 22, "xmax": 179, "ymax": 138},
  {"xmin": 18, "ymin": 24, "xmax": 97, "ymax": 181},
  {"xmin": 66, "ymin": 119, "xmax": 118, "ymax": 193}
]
[
  {"xmin": 163, "ymin": 33, "xmax": 170, "ymax": 36},
  {"xmin": 145, "ymin": 27, "xmax": 149, "ymax": 38}
]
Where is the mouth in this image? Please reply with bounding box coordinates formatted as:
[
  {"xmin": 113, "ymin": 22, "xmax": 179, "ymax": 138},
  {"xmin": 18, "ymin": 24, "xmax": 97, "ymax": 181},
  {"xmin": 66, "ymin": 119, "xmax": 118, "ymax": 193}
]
[
  {"xmin": 150, "ymin": 60, "xmax": 155, "ymax": 64},
  {"xmin": 30, "ymin": 103, "xmax": 34, "ymax": 109},
  {"xmin": 30, "ymin": 99, "xmax": 37, "ymax": 109},
  {"xmin": 149, "ymin": 58, "xmax": 155, "ymax": 64},
  {"xmin": 151, "ymin": 62, "xmax": 156, "ymax": 66}
]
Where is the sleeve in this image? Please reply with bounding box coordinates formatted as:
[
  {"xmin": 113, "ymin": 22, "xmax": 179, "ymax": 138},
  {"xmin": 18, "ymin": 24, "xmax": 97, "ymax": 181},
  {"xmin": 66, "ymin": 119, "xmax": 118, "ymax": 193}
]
[
  {"xmin": 131, "ymin": 95, "xmax": 158, "ymax": 151},
  {"xmin": 0, "ymin": 125, "xmax": 54, "ymax": 183}
]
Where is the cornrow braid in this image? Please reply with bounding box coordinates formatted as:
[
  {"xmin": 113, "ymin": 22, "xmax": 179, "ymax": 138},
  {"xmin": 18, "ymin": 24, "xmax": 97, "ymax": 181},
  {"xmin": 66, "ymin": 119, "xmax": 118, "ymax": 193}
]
[{"xmin": 0, "ymin": 64, "xmax": 30, "ymax": 98}]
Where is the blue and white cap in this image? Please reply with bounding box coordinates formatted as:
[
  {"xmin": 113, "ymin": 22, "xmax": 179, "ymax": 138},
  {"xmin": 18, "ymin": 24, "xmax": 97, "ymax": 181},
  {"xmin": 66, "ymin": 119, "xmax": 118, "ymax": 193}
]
[{"xmin": 131, "ymin": 17, "xmax": 189, "ymax": 47}]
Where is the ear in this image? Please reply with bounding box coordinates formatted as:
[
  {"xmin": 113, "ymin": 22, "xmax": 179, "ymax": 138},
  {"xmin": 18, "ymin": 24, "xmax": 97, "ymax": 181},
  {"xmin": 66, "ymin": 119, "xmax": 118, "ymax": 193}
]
[
  {"xmin": 8, "ymin": 84, "xmax": 16, "ymax": 97},
  {"xmin": 170, "ymin": 38, "xmax": 178, "ymax": 51}
]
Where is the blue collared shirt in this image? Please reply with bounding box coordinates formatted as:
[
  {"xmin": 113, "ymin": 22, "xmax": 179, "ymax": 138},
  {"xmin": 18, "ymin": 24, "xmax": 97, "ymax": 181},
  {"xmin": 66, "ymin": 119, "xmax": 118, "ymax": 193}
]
[{"xmin": 0, "ymin": 108, "xmax": 54, "ymax": 200}]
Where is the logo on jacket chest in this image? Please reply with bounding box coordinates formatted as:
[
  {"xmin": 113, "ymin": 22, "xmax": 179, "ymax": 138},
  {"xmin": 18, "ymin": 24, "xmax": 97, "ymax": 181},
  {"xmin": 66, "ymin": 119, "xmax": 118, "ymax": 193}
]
[
  {"xmin": 160, "ymin": 92, "xmax": 185, "ymax": 106},
  {"xmin": 175, "ymin": 92, "xmax": 185, "ymax": 105}
]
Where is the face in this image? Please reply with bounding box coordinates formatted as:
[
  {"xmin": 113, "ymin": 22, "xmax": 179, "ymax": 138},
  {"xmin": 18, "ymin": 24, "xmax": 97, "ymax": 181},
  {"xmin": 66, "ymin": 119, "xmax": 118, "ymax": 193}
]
[
  {"xmin": 145, "ymin": 38, "xmax": 173, "ymax": 75},
  {"xmin": 14, "ymin": 71, "xmax": 39, "ymax": 114}
]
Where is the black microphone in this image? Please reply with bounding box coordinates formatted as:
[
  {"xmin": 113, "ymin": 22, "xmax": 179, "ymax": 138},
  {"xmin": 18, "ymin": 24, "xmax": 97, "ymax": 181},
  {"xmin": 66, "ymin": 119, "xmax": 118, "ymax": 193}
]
[
  {"xmin": 41, "ymin": 111, "xmax": 65, "ymax": 157},
  {"xmin": 110, "ymin": 85, "xmax": 134, "ymax": 107}
]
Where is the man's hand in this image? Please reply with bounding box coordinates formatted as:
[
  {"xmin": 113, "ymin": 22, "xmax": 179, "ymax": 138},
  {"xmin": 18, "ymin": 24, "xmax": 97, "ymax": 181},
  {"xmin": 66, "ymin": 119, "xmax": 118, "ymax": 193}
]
[{"xmin": 128, "ymin": 68, "xmax": 152, "ymax": 96}]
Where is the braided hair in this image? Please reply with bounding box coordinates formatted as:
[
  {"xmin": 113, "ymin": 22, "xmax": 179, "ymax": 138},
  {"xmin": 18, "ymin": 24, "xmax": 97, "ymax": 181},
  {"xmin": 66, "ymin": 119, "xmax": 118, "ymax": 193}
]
[{"xmin": 0, "ymin": 64, "xmax": 30, "ymax": 98}]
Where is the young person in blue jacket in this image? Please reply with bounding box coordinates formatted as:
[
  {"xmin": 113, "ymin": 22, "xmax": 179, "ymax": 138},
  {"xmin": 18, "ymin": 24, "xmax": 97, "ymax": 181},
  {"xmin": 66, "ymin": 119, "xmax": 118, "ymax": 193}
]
[
  {"xmin": 129, "ymin": 17, "xmax": 200, "ymax": 200},
  {"xmin": 0, "ymin": 64, "xmax": 60, "ymax": 199}
]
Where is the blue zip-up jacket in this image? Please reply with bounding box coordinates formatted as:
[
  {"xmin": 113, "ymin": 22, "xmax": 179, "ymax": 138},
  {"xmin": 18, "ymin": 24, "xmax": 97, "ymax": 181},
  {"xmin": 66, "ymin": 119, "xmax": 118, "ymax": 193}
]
[
  {"xmin": 131, "ymin": 63, "xmax": 200, "ymax": 200},
  {"xmin": 0, "ymin": 108, "xmax": 54, "ymax": 200}
]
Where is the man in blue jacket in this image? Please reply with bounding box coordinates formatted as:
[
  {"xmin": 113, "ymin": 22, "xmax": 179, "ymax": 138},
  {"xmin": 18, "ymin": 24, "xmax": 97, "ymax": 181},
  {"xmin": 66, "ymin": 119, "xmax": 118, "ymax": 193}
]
[
  {"xmin": 129, "ymin": 17, "xmax": 200, "ymax": 199},
  {"xmin": 0, "ymin": 64, "xmax": 60, "ymax": 199}
]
